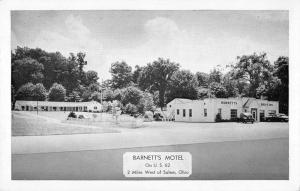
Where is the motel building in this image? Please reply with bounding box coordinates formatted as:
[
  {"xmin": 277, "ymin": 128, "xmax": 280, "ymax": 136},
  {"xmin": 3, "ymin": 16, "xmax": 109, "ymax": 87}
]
[
  {"xmin": 166, "ymin": 98, "xmax": 279, "ymax": 122},
  {"xmin": 14, "ymin": 100, "xmax": 103, "ymax": 112}
]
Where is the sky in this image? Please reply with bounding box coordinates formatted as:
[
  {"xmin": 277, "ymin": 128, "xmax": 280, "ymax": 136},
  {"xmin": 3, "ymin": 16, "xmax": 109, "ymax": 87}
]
[{"xmin": 11, "ymin": 10, "xmax": 289, "ymax": 80}]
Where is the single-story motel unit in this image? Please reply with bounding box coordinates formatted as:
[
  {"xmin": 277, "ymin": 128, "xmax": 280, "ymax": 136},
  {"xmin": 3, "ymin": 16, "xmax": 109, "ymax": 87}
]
[
  {"xmin": 15, "ymin": 100, "xmax": 103, "ymax": 112},
  {"xmin": 167, "ymin": 97, "xmax": 279, "ymax": 122}
]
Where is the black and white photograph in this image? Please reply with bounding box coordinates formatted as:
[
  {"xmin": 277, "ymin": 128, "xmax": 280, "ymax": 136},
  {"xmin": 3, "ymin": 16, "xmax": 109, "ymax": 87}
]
[
  {"xmin": 1, "ymin": 0, "xmax": 300, "ymax": 190},
  {"xmin": 10, "ymin": 9, "xmax": 289, "ymax": 180}
]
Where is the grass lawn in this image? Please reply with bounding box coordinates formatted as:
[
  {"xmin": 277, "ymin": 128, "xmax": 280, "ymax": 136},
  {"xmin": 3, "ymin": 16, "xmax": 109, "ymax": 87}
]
[
  {"xmin": 12, "ymin": 112, "xmax": 120, "ymax": 136},
  {"xmin": 12, "ymin": 138, "xmax": 288, "ymax": 180}
]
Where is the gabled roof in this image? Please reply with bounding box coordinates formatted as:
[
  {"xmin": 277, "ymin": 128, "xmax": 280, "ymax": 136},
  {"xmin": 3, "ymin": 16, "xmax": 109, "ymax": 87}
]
[
  {"xmin": 243, "ymin": 98, "xmax": 260, "ymax": 108},
  {"xmin": 168, "ymin": 98, "xmax": 194, "ymax": 105}
]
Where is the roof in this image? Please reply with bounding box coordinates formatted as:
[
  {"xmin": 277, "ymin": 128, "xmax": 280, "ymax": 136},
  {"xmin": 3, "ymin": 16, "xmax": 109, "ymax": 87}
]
[
  {"xmin": 168, "ymin": 98, "xmax": 194, "ymax": 105},
  {"xmin": 15, "ymin": 100, "xmax": 102, "ymax": 107},
  {"xmin": 243, "ymin": 98, "xmax": 254, "ymax": 108}
]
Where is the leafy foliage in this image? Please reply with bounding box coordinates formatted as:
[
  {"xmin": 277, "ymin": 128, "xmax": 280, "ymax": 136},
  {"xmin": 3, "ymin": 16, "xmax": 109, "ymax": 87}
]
[
  {"xmin": 125, "ymin": 103, "xmax": 138, "ymax": 115},
  {"xmin": 48, "ymin": 83, "xmax": 66, "ymax": 101},
  {"xmin": 231, "ymin": 52, "xmax": 273, "ymax": 97},
  {"xmin": 121, "ymin": 86, "xmax": 143, "ymax": 105},
  {"xmin": 110, "ymin": 61, "xmax": 133, "ymax": 89},
  {"xmin": 12, "ymin": 58, "xmax": 44, "ymax": 89},
  {"xmin": 16, "ymin": 83, "xmax": 35, "ymax": 101},
  {"xmin": 11, "ymin": 47, "xmax": 98, "ymax": 96},
  {"xmin": 195, "ymin": 72, "xmax": 209, "ymax": 88},
  {"xmin": 11, "ymin": 46, "xmax": 288, "ymax": 114},
  {"xmin": 138, "ymin": 58, "xmax": 180, "ymax": 107},
  {"xmin": 209, "ymin": 82, "xmax": 227, "ymax": 98},
  {"xmin": 166, "ymin": 70, "xmax": 198, "ymax": 103},
  {"xmin": 32, "ymin": 83, "xmax": 47, "ymax": 101}
]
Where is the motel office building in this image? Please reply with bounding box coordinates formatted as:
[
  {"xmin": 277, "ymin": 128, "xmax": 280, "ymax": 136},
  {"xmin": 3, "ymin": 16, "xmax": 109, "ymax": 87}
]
[
  {"xmin": 167, "ymin": 98, "xmax": 279, "ymax": 122},
  {"xmin": 15, "ymin": 100, "xmax": 103, "ymax": 112}
]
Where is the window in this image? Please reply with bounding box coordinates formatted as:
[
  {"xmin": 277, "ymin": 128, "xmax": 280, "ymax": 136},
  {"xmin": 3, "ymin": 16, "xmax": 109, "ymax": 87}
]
[
  {"xmin": 268, "ymin": 110, "xmax": 276, "ymax": 115},
  {"xmin": 189, "ymin": 109, "xmax": 192, "ymax": 117},
  {"xmin": 260, "ymin": 110, "xmax": 265, "ymax": 121},
  {"xmin": 177, "ymin": 109, "xmax": 179, "ymax": 115},
  {"xmin": 169, "ymin": 105, "xmax": 172, "ymax": 108},
  {"xmin": 204, "ymin": 109, "xmax": 207, "ymax": 117},
  {"xmin": 183, "ymin": 109, "xmax": 186, "ymax": 117},
  {"xmin": 94, "ymin": 106, "xmax": 97, "ymax": 110},
  {"xmin": 230, "ymin": 109, "xmax": 237, "ymax": 119}
]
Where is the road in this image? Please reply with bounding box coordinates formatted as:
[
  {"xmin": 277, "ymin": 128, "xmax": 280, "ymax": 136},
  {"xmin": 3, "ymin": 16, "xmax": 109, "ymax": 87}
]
[
  {"xmin": 12, "ymin": 122, "xmax": 289, "ymax": 180},
  {"xmin": 12, "ymin": 138, "xmax": 288, "ymax": 180}
]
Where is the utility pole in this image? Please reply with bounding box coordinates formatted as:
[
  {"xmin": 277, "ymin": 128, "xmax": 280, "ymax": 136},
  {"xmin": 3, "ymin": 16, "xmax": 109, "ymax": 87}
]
[{"xmin": 37, "ymin": 100, "xmax": 39, "ymax": 115}]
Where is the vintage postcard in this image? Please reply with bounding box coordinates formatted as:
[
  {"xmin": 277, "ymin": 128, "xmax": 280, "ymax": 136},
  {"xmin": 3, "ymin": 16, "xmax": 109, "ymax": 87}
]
[{"xmin": 1, "ymin": 0, "xmax": 300, "ymax": 191}]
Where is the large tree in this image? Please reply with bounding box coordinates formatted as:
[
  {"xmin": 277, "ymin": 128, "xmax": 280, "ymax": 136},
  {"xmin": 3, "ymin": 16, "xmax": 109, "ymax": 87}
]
[
  {"xmin": 11, "ymin": 47, "xmax": 91, "ymax": 96},
  {"xmin": 83, "ymin": 70, "xmax": 99, "ymax": 86},
  {"xmin": 48, "ymin": 83, "xmax": 66, "ymax": 101},
  {"xmin": 138, "ymin": 58, "xmax": 180, "ymax": 107},
  {"xmin": 195, "ymin": 72, "xmax": 209, "ymax": 88},
  {"xmin": 209, "ymin": 82, "xmax": 227, "ymax": 98},
  {"xmin": 15, "ymin": 83, "xmax": 47, "ymax": 101},
  {"xmin": 222, "ymin": 72, "xmax": 238, "ymax": 98},
  {"xmin": 32, "ymin": 83, "xmax": 47, "ymax": 101},
  {"xmin": 209, "ymin": 68, "xmax": 223, "ymax": 84},
  {"xmin": 12, "ymin": 57, "xmax": 44, "ymax": 90},
  {"xmin": 76, "ymin": 52, "xmax": 87, "ymax": 82},
  {"xmin": 110, "ymin": 61, "xmax": 133, "ymax": 89},
  {"xmin": 231, "ymin": 52, "xmax": 273, "ymax": 97},
  {"xmin": 166, "ymin": 70, "xmax": 198, "ymax": 103},
  {"xmin": 132, "ymin": 65, "xmax": 143, "ymax": 84},
  {"xmin": 16, "ymin": 83, "xmax": 35, "ymax": 101},
  {"xmin": 274, "ymin": 56, "xmax": 289, "ymax": 114}
]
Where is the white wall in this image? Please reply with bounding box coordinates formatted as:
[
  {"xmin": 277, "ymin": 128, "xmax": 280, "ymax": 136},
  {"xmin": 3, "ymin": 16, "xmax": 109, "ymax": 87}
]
[
  {"xmin": 168, "ymin": 98, "xmax": 279, "ymax": 123},
  {"xmin": 210, "ymin": 98, "xmax": 244, "ymax": 121}
]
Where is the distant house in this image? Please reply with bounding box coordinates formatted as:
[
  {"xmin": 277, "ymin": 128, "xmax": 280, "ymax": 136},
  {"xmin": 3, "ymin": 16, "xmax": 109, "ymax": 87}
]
[
  {"xmin": 167, "ymin": 97, "xmax": 279, "ymax": 122},
  {"xmin": 14, "ymin": 100, "xmax": 102, "ymax": 112}
]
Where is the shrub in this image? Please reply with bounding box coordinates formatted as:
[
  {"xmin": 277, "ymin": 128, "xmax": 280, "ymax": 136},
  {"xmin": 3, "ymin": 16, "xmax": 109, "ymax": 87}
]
[
  {"xmin": 121, "ymin": 86, "xmax": 143, "ymax": 105},
  {"xmin": 215, "ymin": 113, "xmax": 222, "ymax": 122},
  {"xmin": 144, "ymin": 111, "xmax": 153, "ymax": 120},
  {"xmin": 125, "ymin": 103, "xmax": 138, "ymax": 115}
]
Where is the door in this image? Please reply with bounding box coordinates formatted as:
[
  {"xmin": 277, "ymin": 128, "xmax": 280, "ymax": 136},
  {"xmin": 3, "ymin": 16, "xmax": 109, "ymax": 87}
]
[
  {"xmin": 251, "ymin": 108, "xmax": 257, "ymax": 121},
  {"xmin": 189, "ymin": 109, "xmax": 192, "ymax": 121}
]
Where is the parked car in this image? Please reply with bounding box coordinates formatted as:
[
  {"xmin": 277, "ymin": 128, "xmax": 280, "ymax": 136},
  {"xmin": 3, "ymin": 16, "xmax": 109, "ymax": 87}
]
[
  {"xmin": 239, "ymin": 112, "xmax": 255, "ymax": 123},
  {"xmin": 265, "ymin": 113, "xmax": 288, "ymax": 122}
]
